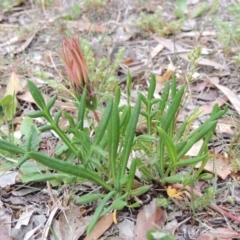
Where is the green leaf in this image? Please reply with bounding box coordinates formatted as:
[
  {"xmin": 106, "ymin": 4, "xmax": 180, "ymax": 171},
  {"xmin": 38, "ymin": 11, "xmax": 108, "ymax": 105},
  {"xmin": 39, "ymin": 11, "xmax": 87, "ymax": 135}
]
[
  {"xmin": 120, "ymin": 105, "xmax": 131, "ymax": 129},
  {"xmin": 161, "ymin": 86, "xmax": 184, "ymax": 131},
  {"xmin": 21, "ymin": 173, "xmax": 67, "ymax": 182},
  {"xmin": 178, "ymin": 121, "xmax": 217, "ymax": 159},
  {"xmin": 22, "ymin": 125, "xmax": 41, "ymax": 152},
  {"xmin": 108, "ymin": 101, "xmax": 119, "ymax": 187},
  {"xmin": 63, "ymin": 112, "xmax": 76, "ymax": 129},
  {"xmin": 115, "ymin": 86, "xmax": 121, "ymax": 106},
  {"xmin": 158, "ymin": 127, "xmax": 177, "ymax": 166},
  {"xmin": 27, "ymin": 110, "xmax": 44, "ymax": 118},
  {"xmin": 162, "ymin": 174, "xmax": 185, "ymax": 183},
  {"xmin": 159, "ymin": 82, "xmax": 170, "ymax": 112},
  {"xmin": 54, "ymin": 111, "xmax": 62, "ymax": 124},
  {"xmin": 27, "ymin": 80, "xmax": 46, "ymax": 110},
  {"xmin": 120, "ymin": 95, "xmax": 141, "ymax": 177},
  {"xmin": 148, "ymin": 75, "xmax": 156, "ymax": 101},
  {"xmin": 87, "ymin": 190, "xmax": 116, "ymax": 234},
  {"xmin": 0, "ymin": 95, "xmax": 12, "ymax": 106},
  {"xmin": 136, "ymin": 135, "xmax": 155, "ymax": 142},
  {"xmin": 77, "ymin": 87, "xmax": 87, "ymax": 129},
  {"xmin": 125, "ymin": 158, "xmax": 137, "ymax": 195},
  {"xmin": 173, "ymin": 154, "xmax": 209, "ymax": 168},
  {"xmin": 76, "ymin": 194, "xmax": 104, "ymax": 204},
  {"xmin": 130, "ymin": 185, "xmax": 151, "ymax": 197},
  {"xmin": 46, "ymin": 95, "xmax": 57, "ymax": 112},
  {"xmin": 27, "ymin": 152, "xmax": 112, "ymax": 191},
  {"xmin": 2, "ymin": 95, "xmax": 17, "ymax": 121},
  {"xmin": 112, "ymin": 199, "xmax": 127, "ymax": 210},
  {"xmin": 199, "ymin": 173, "xmax": 212, "ymax": 180},
  {"xmin": 135, "ymin": 158, "xmax": 155, "ymax": 180},
  {"xmin": 175, "ymin": 0, "xmax": 187, "ymax": 18},
  {"xmin": 93, "ymin": 100, "xmax": 113, "ymax": 146},
  {"xmin": 0, "ymin": 139, "xmax": 26, "ymax": 154},
  {"xmin": 139, "ymin": 93, "xmax": 148, "ymax": 106}
]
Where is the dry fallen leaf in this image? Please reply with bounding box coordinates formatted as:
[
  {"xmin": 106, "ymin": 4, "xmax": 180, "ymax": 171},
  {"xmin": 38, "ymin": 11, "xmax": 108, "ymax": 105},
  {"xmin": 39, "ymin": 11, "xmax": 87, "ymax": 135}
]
[
  {"xmin": 195, "ymin": 154, "xmax": 232, "ymax": 180},
  {"xmin": 156, "ymin": 63, "xmax": 176, "ymax": 84},
  {"xmin": 5, "ymin": 70, "xmax": 23, "ymax": 96},
  {"xmin": 197, "ymin": 227, "xmax": 240, "ymax": 240},
  {"xmin": 152, "ymin": 36, "xmax": 226, "ymax": 70},
  {"xmin": 56, "ymin": 205, "xmax": 91, "ymax": 240},
  {"xmin": 0, "ymin": 222, "xmax": 11, "ymax": 240},
  {"xmin": 134, "ymin": 198, "xmax": 166, "ymax": 240},
  {"xmin": 209, "ymin": 77, "xmax": 240, "ymax": 116},
  {"xmin": 150, "ymin": 43, "xmax": 164, "ymax": 59},
  {"xmin": 15, "ymin": 209, "xmax": 35, "ymax": 229},
  {"xmin": 199, "ymin": 96, "xmax": 227, "ymax": 116},
  {"xmin": 84, "ymin": 213, "xmax": 113, "ymax": 240},
  {"xmin": 0, "ymin": 171, "xmax": 19, "ymax": 188},
  {"xmin": 186, "ymin": 140, "xmax": 203, "ymax": 157}
]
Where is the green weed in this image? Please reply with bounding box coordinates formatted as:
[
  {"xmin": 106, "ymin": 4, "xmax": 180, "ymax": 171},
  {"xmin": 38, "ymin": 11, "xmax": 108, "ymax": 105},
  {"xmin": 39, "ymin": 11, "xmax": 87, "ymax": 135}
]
[
  {"xmin": 135, "ymin": 10, "xmax": 182, "ymax": 36},
  {"xmin": 214, "ymin": 5, "xmax": 240, "ymax": 65}
]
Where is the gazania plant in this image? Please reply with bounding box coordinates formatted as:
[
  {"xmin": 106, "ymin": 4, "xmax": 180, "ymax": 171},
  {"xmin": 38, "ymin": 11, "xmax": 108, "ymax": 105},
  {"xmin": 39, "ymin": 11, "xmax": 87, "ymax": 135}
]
[{"xmin": 0, "ymin": 36, "xmax": 227, "ymax": 235}]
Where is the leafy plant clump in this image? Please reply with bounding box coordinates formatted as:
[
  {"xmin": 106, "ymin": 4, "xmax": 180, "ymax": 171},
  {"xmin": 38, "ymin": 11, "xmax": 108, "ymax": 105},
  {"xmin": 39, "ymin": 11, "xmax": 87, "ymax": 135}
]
[{"xmin": 0, "ymin": 73, "xmax": 227, "ymax": 233}]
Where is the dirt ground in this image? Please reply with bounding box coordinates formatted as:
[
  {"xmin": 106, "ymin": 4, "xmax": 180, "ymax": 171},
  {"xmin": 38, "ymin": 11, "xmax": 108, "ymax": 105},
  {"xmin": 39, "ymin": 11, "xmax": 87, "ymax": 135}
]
[{"xmin": 0, "ymin": 0, "xmax": 240, "ymax": 239}]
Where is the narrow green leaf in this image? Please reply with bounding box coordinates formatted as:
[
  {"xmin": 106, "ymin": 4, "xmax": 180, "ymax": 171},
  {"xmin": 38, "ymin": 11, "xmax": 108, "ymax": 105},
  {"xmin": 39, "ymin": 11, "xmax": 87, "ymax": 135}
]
[
  {"xmin": 77, "ymin": 87, "xmax": 87, "ymax": 130},
  {"xmin": 161, "ymin": 86, "xmax": 184, "ymax": 131},
  {"xmin": 21, "ymin": 173, "xmax": 67, "ymax": 182},
  {"xmin": 125, "ymin": 158, "xmax": 137, "ymax": 195},
  {"xmin": 135, "ymin": 158, "xmax": 155, "ymax": 180},
  {"xmin": 27, "ymin": 80, "xmax": 46, "ymax": 110},
  {"xmin": 0, "ymin": 95, "xmax": 12, "ymax": 106},
  {"xmin": 108, "ymin": 101, "xmax": 119, "ymax": 187},
  {"xmin": 178, "ymin": 121, "xmax": 217, "ymax": 159},
  {"xmin": 63, "ymin": 112, "xmax": 76, "ymax": 129},
  {"xmin": 0, "ymin": 139, "xmax": 26, "ymax": 154},
  {"xmin": 27, "ymin": 152, "xmax": 112, "ymax": 191},
  {"xmin": 115, "ymin": 86, "xmax": 121, "ymax": 106},
  {"xmin": 126, "ymin": 70, "xmax": 132, "ymax": 105},
  {"xmin": 120, "ymin": 95, "xmax": 141, "ymax": 177},
  {"xmin": 27, "ymin": 110, "xmax": 44, "ymax": 118},
  {"xmin": 76, "ymin": 194, "xmax": 104, "ymax": 204},
  {"xmin": 38, "ymin": 125, "xmax": 52, "ymax": 132},
  {"xmin": 140, "ymin": 111, "xmax": 148, "ymax": 118},
  {"xmin": 139, "ymin": 92, "xmax": 148, "ymax": 106},
  {"xmin": 112, "ymin": 199, "xmax": 127, "ymax": 210},
  {"xmin": 54, "ymin": 111, "xmax": 62, "ymax": 124},
  {"xmin": 120, "ymin": 105, "xmax": 131, "ymax": 129},
  {"xmin": 159, "ymin": 81, "xmax": 170, "ymax": 112},
  {"xmin": 87, "ymin": 190, "xmax": 116, "ymax": 234},
  {"xmin": 173, "ymin": 121, "xmax": 187, "ymax": 143},
  {"xmin": 136, "ymin": 135, "xmax": 155, "ymax": 142},
  {"xmin": 130, "ymin": 185, "xmax": 151, "ymax": 197},
  {"xmin": 46, "ymin": 95, "xmax": 57, "ymax": 112},
  {"xmin": 93, "ymin": 100, "xmax": 113, "ymax": 146},
  {"xmin": 162, "ymin": 174, "xmax": 185, "ymax": 183},
  {"xmin": 158, "ymin": 127, "xmax": 177, "ymax": 166},
  {"xmin": 148, "ymin": 75, "xmax": 156, "ymax": 100},
  {"xmin": 173, "ymin": 154, "xmax": 208, "ymax": 167},
  {"xmin": 199, "ymin": 173, "xmax": 212, "ymax": 180}
]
